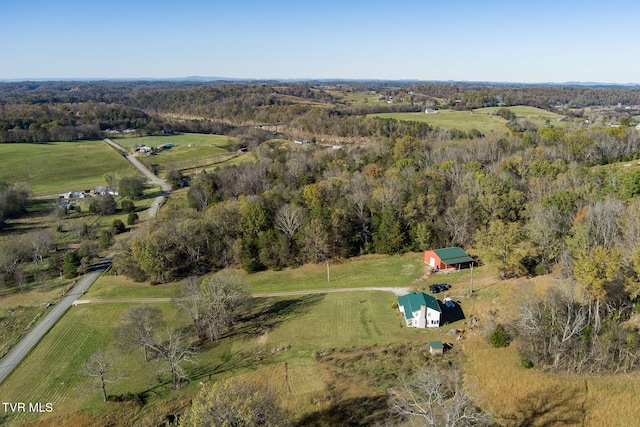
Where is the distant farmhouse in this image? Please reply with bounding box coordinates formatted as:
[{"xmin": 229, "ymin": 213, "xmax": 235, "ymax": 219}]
[
  {"xmin": 425, "ymin": 108, "xmax": 437, "ymax": 114},
  {"xmin": 424, "ymin": 247, "xmax": 474, "ymax": 271},
  {"xmin": 398, "ymin": 292, "xmax": 441, "ymax": 328}
]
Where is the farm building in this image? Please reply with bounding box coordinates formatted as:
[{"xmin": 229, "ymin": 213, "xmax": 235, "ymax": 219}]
[
  {"xmin": 424, "ymin": 247, "xmax": 474, "ymax": 271},
  {"xmin": 397, "ymin": 292, "xmax": 441, "ymax": 328},
  {"xmin": 425, "ymin": 108, "xmax": 437, "ymax": 114},
  {"xmin": 429, "ymin": 341, "xmax": 444, "ymax": 356}
]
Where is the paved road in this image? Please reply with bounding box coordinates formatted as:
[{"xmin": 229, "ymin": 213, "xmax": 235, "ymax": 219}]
[
  {"xmin": 0, "ymin": 141, "xmax": 172, "ymax": 384},
  {"xmin": 0, "ymin": 260, "xmax": 110, "ymax": 384},
  {"xmin": 103, "ymin": 138, "xmax": 171, "ymax": 219}
]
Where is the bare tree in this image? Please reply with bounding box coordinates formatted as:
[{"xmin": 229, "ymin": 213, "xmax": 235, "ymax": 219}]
[
  {"xmin": 526, "ymin": 204, "xmax": 564, "ymax": 268},
  {"xmin": 387, "ymin": 365, "xmax": 491, "ymax": 427},
  {"xmin": 116, "ymin": 304, "xmax": 164, "ymax": 362},
  {"xmin": 27, "ymin": 229, "xmax": 54, "ymax": 268},
  {"xmin": 274, "ymin": 203, "xmax": 304, "ymax": 240},
  {"xmin": 584, "ymin": 197, "xmax": 624, "ymax": 250},
  {"xmin": 302, "ymin": 218, "xmax": 330, "ymax": 264},
  {"xmin": 618, "ymin": 198, "xmax": 640, "ymax": 253},
  {"xmin": 517, "ymin": 281, "xmax": 589, "ymax": 371},
  {"xmin": 442, "ymin": 195, "xmax": 475, "ymax": 247},
  {"xmin": 150, "ymin": 327, "xmax": 197, "ymax": 390},
  {"xmin": 81, "ymin": 349, "xmax": 120, "ymax": 402},
  {"xmin": 0, "ymin": 239, "xmax": 28, "ymax": 279},
  {"xmin": 175, "ymin": 273, "xmax": 251, "ymax": 343}
]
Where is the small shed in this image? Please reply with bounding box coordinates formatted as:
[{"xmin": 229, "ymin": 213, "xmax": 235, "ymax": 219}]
[
  {"xmin": 424, "ymin": 247, "xmax": 474, "ymax": 271},
  {"xmin": 425, "ymin": 108, "xmax": 437, "ymax": 114},
  {"xmin": 429, "ymin": 341, "xmax": 444, "ymax": 356}
]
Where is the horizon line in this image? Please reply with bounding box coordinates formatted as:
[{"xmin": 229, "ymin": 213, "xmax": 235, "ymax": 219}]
[{"xmin": 0, "ymin": 77, "xmax": 639, "ymax": 86}]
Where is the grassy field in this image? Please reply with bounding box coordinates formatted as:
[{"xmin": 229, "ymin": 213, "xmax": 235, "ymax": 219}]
[
  {"xmin": 0, "ymin": 141, "xmax": 134, "ymax": 196},
  {"xmin": 371, "ymin": 106, "xmax": 567, "ymax": 134},
  {"xmin": 112, "ymin": 133, "xmax": 252, "ymax": 177},
  {"xmin": 0, "ymin": 288, "xmax": 442, "ymax": 426},
  {"xmin": 245, "ymin": 253, "xmax": 424, "ymax": 294},
  {"xmin": 3, "ymin": 254, "xmax": 640, "ymax": 426},
  {"xmin": 371, "ymin": 110, "xmax": 508, "ymax": 134}
]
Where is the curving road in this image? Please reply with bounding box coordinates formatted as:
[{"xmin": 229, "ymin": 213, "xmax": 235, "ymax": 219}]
[
  {"xmin": 0, "ymin": 142, "xmax": 173, "ymax": 384},
  {"xmin": 103, "ymin": 138, "xmax": 171, "ymax": 219},
  {"xmin": 0, "ymin": 260, "xmax": 110, "ymax": 384}
]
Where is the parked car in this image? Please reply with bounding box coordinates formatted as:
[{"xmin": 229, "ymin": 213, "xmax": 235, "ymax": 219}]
[
  {"xmin": 443, "ymin": 297, "xmax": 456, "ymax": 310},
  {"xmin": 429, "ymin": 283, "xmax": 450, "ymax": 293}
]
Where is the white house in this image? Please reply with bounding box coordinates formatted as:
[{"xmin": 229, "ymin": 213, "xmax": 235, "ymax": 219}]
[
  {"xmin": 397, "ymin": 292, "xmax": 441, "ymax": 328},
  {"xmin": 425, "ymin": 108, "xmax": 437, "ymax": 114}
]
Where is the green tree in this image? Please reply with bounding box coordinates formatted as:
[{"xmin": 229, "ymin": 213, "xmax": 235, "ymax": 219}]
[
  {"xmin": 118, "ymin": 176, "xmax": 146, "ymax": 200},
  {"xmin": 112, "ymin": 219, "xmax": 126, "ymax": 234},
  {"xmin": 127, "ymin": 211, "xmax": 139, "ymax": 226},
  {"xmin": 373, "ymin": 206, "xmax": 404, "ymax": 254},
  {"xmin": 89, "ymin": 194, "xmax": 117, "ymax": 215},
  {"xmin": 63, "ymin": 251, "xmax": 80, "ymax": 278},
  {"xmin": 490, "ymin": 324, "xmax": 509, "ymax": 348},
  {"xmin": 166, "ymin": 167, "xmax": 184, "ymax": 190},
  {"xmin": 619, "ymin": 116, "xmax": 631, "ymax": 127},
  {"xmin": 239, "ymin": 197, "xmax": 268, "ymax": 238},
  {"xmin": 98, "ymin": 229, "xmax": 114, "ymax": 249},
  {"xmin": 574, "ymin": 246, "xmax": 622, "ymax": 331},
  {"xmin": 475, "ymin": 220, "xmax": 534, "ymax": 278},
  {"xmin": 131, "ymin": 237, "xmax": 167, "ymax": 283},
  {"xmin": 121, "ymin": 199, "xmax": 135, "ymax": 213}
]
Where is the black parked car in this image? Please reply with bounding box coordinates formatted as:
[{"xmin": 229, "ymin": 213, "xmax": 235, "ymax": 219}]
[{"xmin": 429, "ymin": 283, "xmax": 450, "ymax": 293}]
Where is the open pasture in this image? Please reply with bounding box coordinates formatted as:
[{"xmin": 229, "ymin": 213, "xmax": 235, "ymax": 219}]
[
  {"xmin": 0, "ymin": 141, "xmax": 133, "ymax": 196},
  {"xmin": 372, "ymin": 105, "xmax": 568, "ymax": 134},
  {"xmin": 114, "ymin": 133, "xmax": 251, "ymax": 175},
  {"xmin": 371, "ymin": 110, "xmax": 507, "ymax": 134}
]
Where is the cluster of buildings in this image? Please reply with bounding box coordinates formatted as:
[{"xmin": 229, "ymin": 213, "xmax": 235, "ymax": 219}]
[
  {"xmin": 397, "ymin": 247, "xmax": 474, "ymax": 330},
  {"xmin": 134, "ymin": 143, "xmax": 173, "ymax": 155},
  {"xmin": 58, "ymin": 186, "xmax": 119, "ymax": 199}
]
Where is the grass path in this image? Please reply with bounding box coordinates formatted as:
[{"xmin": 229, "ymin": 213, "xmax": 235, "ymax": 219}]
[{"xmin": 73, "ymin": 286, "xmax": 412, "ymax": 305}]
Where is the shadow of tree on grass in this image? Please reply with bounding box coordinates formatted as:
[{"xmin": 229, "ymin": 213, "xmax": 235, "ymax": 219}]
[
  {"xmin": 294, "ymin": 395, "xmax": 388, "ymax": 427},
  {"xmin": 235, "ymin": 293, "xmax": 326, "ymax": 337},
  {"xmin": 498, "ymin": 384, "xmax": 586, "ymax": 427}
]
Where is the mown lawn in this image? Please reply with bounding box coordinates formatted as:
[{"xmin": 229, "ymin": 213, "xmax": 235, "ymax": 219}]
[
  {"xmin": 0, "ymin": 288, "xmax": 440, "ymax": 426},
  {"xmin": 0, "ymin": 141, "xmax": 134, "ymax": 196},
  {"xmin": 245, "ymin": 253, "xmax": 424, "ymax": 294}
]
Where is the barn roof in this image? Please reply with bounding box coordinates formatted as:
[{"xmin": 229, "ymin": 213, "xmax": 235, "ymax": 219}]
[
  {"xmin": 433, "ymin": 247, "xmax": 473, "ymax": 265},
  {"xmin": 398, "ymin": 292, "xmax": 441, "ymax": 319}
]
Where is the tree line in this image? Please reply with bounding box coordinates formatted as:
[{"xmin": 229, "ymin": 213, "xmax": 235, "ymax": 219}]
[{"xmin": 3, "ymin": 81, "xmax": 640, "ymax": 145}]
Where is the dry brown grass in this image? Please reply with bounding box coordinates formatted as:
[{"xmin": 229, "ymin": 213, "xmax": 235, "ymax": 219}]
[{"xmin": 458, "ymin": 267, "xmax": 640, "ymax": 426}]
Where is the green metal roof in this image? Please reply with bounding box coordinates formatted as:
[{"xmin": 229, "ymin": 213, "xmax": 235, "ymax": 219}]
[
  {"xmin": 429, "ymin": 341, "xmax": 444, "ymax": 349},
  {"xmin": 398, "ymin": 292, "xmax": 441, "ymax": 320},
  {"xmin": 433, "ymin": 247, "xmax": 473, "ymax": 265}
]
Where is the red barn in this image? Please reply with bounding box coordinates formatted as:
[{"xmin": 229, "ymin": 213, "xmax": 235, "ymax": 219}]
[{"xmin": 424, "ymin": 247, "xmax": 474, "ymax": 270}]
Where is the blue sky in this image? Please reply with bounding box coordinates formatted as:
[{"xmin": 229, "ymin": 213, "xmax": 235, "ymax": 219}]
[{"xmin": 2, "ymin": 0, "xmax": 639, "ymax": 83}]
